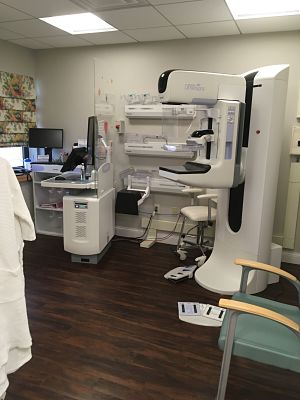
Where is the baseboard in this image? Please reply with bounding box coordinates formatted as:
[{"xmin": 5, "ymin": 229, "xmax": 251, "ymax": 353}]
[
  {"xmin": 272, "ymin": 234, "xmax": 284, "ymax": 246},
  {"xmin": 282, "ymin": 249, "xmax": 300, "ymax": 265},
  {"xmin": 116, "ymin": 225, "xmax": 287, "ymax": 257},
  {"xmin": 115, "ymin": 225, "xmax": 179, "ymax": 245},
  {"xmin": 115, "ymin": 226, "xmax": 144, "ymax": 238}
]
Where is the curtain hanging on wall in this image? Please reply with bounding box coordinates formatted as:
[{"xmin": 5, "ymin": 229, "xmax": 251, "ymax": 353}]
[{"xmin": 0, "ymin": 71, "xmax": 36, "ymax": 147}]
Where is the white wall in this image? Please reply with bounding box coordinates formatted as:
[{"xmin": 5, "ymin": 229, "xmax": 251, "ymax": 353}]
[
  {"xmin": 0, "ymin": 39, "xmax": 35, "ymax": 213},
  {"xmin": 35, "ymin": 31, "xmax": 300, "ymax": 250},
  {"xmin": 0, "ymin": 39, "xmax": 35, "ymax": 76}
]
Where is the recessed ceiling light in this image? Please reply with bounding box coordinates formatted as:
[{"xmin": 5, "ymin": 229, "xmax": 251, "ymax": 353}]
[
  {"xmin": 40, "ymin": 12, "xmax": 117, "ymax": 34},
  {"xmin": 225, "ymin": 0, "xmax": 300, "ymax": 20}
]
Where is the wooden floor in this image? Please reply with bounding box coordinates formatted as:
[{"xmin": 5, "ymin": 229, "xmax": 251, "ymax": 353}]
[{"xmin": 7, "ymin": 235, "xmax": 300, "ymax": 400}]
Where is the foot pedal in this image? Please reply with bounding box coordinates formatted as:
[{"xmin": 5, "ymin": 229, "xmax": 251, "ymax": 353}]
[
  {"xmin": 178, "ymin": 302, "xmax": 226, "ymax": 327},
  {"xmin": 203, "ymin": 305, "xmax": 226, "ymax": 322},
  {"xmin": 164, "ymin": 265, "xmax": 198, "ymax": 282}
]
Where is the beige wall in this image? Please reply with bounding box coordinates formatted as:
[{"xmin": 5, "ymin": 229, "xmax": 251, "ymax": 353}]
[
  {"xmin": 0, "ymin": 39, "xmax": 35, "ymax": 214},
  {"xmin": 34, "ymin": 31, "xmax": 300, "ymax": 250},
  {"xmin": 0, "ymin": 39, "xmax": 35, "ymax": 76}
]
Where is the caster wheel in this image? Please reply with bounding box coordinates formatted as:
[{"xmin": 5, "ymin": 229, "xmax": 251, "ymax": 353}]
[
  {"xmin": 177, "ymin": 249, "xmax": 187, "ymax": 261},
  {"xmin": 196, "ymin": 255, "xmax": 206, "ymax": 266}
]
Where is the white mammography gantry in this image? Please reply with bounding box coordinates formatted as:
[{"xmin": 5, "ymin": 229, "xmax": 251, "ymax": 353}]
[{"xmin": 158, "ymin": 66, "xmax": 289, "ymax": 294}]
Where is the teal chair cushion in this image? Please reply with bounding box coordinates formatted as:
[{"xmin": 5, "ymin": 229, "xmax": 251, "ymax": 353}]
[{"xmin": 218, "ymin": 292, "xmax": 300, "ymax": 373}]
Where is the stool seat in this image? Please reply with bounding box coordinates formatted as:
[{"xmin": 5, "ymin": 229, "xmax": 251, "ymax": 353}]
[{"xmin": 181, "ymin": 206, "xmax": 217, "ymax": 222}]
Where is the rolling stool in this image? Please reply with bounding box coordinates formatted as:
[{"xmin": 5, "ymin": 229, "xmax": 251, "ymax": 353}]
[{"xmin": 177, "ymin": 193, "xmax": 218, "ymax": 266}]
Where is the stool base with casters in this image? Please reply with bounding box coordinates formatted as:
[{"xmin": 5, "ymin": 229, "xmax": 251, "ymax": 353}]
[{"xmin": 177, "ymin": 194, "xmax": 217, "ymax": 265}]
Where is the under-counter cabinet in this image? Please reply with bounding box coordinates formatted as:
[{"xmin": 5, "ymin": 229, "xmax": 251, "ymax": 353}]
[{"xmin": 31, "ymin": 164, "xmax": 66, "ymax": 236}]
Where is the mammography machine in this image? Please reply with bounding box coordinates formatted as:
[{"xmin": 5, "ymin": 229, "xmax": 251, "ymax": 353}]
[{"xmin": 158, "ymin": 65, "xmax": 289, "ymax": 294}]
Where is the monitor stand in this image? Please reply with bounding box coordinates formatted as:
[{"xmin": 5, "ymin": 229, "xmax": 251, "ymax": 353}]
[{"xmin": 44, "ymin": 147, "xmax": 53, "ymax": 163}]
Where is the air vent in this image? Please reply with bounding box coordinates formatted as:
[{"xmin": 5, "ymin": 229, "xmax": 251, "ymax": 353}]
[
  {"xmin": 71, "ymin": 0, "xmax": 147, "ymax": 12},
  {"xmin": 75, "ymin": 225, "xmax": 87, "ymax": 238},
  {"xmin": 75, "ymin": 211, "xmax": 87, "ymax": 224}
]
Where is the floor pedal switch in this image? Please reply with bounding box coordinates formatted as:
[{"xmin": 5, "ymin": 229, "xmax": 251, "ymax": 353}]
[{"xmin": 164, "ymin": 265, "xmax": 198, "ymax": 282}]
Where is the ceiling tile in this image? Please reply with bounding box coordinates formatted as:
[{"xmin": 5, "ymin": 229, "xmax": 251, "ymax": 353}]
[
  {"xmin": 124, "ymin": 26, "xmax": 185, "ymax": 41},
  {"xmin": 9, "ymin": 37, "xmax": 54, "ymax": 49},
  {"xmin": 178, "ymin": 20, "xmax": 239, "ymax": 38},
  {"xmin": 0, "ymin": 3, "xmax": 32, "ymax": 22},
  {"xmin": 78, "ymin": 31, "xmax": 136, "ymax": 44},
  {"xmin": 156, "ymin": 0, "xmax": 233, "ymax": 25},
  {"xmin": 148, "ymin": 0, "xmax": 195, "ymax": 4},
  {"xmin": 36, "ymin": 35, "xmax": 93, "ymax": 47},
  {"xmin": 236, "ymin": 15, "xmax": 300, "ymax": 34},
  {"xmin": 0, "ymin": 27, "xmax": 25, "ymax": 40},
  {"xmin": 70, "ymin": 0, "xmax": 149, "ymax": 12},
  {"xmin": 0, "ymin": 19, "xmax": 66, "ymax": 37},
  {"xmin": 0, "ymin": 0, "xmax": 85, "ymax": 18},
  {"xmin": 0, "ymin": 0, "xmax": 298, "ymax": 49},
  {"xmin": 96, "ymin": 6, "xmax": 171, "ymax": 30}
]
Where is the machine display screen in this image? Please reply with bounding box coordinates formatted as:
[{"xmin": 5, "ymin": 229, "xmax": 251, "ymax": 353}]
[{"xmin": 74, "ymin": 202, "xmax": 88, "ymax": 209}]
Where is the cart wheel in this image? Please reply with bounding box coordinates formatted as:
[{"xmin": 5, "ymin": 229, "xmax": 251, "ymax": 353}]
[
  {"xmin": 196, "ymin": 255, "xmax": 206, "ymax": 267},
  {"xmin": 177, "ymin": 249, "xmax": 187, "ymax": 261}
]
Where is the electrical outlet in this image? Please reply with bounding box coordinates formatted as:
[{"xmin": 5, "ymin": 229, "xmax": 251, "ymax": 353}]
[
  {"xmin": 154, "ymin": 203, "xmax": 160, "ymax": 213},
  {"xmin": 171, "ymin": 207, "xmax": 180, "ymax": 215},
  {"xmin": 115, "ymin": 120, "xmax": 125, "ymax": 134}
]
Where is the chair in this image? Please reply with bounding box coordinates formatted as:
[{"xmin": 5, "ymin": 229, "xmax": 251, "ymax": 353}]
[
  {"xmin": 216, "ymin": 258, "xmax": 300, "ymax": 400},
  {"xmin": 177, "ymin": 188, "xmax": 217, "ymax": 265}
]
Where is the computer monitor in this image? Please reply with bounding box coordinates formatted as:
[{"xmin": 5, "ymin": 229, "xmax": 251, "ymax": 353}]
[
  {"xmin": 28, "ymin": 128, "xmax": 63, "ymax": 162},
  {"xmin": 60, "ymin": 147, "xmax": 88, "ymax": 173},
  {"xmin": 60, "ymin": 116, "xmax": 97, "ymax": 174},
  {"xmin": 0, "ymin": 146, "xmax": 24, "ymax": 168},
  {"xmin": 86, "ymin": 116, "xmax": 97, "ymax": 167}
]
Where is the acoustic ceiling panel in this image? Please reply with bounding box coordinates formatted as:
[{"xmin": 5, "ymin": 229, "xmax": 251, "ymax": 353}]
[
  {"xmin": 0, "ymin": 0, "xmax": 85, "ymax": 18},
  {"xmin": 71, "ymin": 0, "xmax": 148, "ymax": 12}
]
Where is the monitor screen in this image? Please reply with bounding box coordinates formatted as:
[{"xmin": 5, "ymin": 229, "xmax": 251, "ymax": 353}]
[
  {"xmin": 86, "ymin": 116, "xmax": 97, "ymax": 166},
  {"xmin": 60, "ymin": 147, "xmax": 88, "ymax": 173},
  {"xmin": 0, "ymin": 146, "xmax": 23, "ymax": 168},
  {"xmin": 28, "ymin": 128, "xmax": 63, "ymax": 149}
]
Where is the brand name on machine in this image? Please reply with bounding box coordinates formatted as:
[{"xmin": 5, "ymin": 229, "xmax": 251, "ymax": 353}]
[{"xmin": 184, "ymin": 83, "xmax": 205, "ymax": 92}]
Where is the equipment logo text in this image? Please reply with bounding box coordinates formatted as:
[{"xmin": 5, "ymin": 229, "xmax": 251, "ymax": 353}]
[{"xmin": 184, "ymin": 83, "xmax": 205, "ymax": 91}]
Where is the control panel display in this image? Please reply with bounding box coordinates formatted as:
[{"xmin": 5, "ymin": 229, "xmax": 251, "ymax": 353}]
[{"xmin": 74, "ymin": 202, "xmax": 88, "ymax": 209}]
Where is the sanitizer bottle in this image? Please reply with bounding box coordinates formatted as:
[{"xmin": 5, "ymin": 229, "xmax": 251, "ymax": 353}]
[{"xmin": 24, "ymin": 158, "xmax": 31, "ymax": 171}]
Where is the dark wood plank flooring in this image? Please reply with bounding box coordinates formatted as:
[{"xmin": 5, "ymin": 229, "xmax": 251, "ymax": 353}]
[{"xmin": 7, "ymin": 235, "xmax": 300, "ymax": 400}]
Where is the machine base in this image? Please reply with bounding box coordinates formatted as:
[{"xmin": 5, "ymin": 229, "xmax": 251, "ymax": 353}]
[
  {"xmin": 71, "ymin": 242, "xmax": 111, "ymax": 264},
  {"xmin": 195, "ymin": 243, "xmax": 282, "ymax": 295}
]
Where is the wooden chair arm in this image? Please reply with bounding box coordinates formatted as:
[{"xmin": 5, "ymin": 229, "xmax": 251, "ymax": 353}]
[
  {"xmin": 181, "ymin": 187, "xmax": 204, "ymax": 194},
  {"xmin": 219, "ymin": 299, "xmax": 300, "ymax": 333},
  {"xmin": 235, "ymin": 258, "xmax": 299, "ymax": 283},
  {"xmin": 197, "ymin": 194, "xmax": 218, "ymax": 200}
]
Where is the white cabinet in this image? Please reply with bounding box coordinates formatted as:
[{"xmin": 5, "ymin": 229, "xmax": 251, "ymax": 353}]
[
  {"xmin": 31, "ymin": 164, "xmax": 81, "ymax": 237},
  {"xmin": 32, "ymin": 164, "xmax": 64, "ymax": 236}
]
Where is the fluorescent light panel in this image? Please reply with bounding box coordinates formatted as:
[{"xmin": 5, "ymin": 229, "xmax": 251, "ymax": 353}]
[
  {"xmin": 40, "ymin": 13, "xmax": 117, "ymax": 34},
  {"xmin": 226, "ymin": 0, "xmax": 300, "ymax": 20}
]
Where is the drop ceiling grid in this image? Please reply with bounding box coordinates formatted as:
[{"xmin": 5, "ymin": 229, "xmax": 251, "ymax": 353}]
[{"xmin": 0, "ymin": 0, "xmax": 298, "ymax": 49}]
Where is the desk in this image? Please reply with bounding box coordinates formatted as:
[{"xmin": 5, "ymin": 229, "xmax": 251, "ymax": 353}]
[
  {"xmin": 17, "ymin": 174, "xmax": 34, "ymax": 218},
  {"xmin": 17, "ymin": 175, "xmax": 30, "ymax": 183}
]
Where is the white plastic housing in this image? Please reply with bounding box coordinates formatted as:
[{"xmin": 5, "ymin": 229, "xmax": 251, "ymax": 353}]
[
  {"xmin": 160, "ymin": 70, "xmax": 245, "ymax": 105},
  {"xmin": 159, "ymin": 100, "xmax": 243, "ymax": 188},
  {"xmin": 195, "ymin": 65, "xmax": 289, "ymax": 294},
  {"xmin": 63, "ymin": 189, "xmax": 115, "ymax": 256}
]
